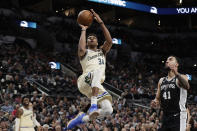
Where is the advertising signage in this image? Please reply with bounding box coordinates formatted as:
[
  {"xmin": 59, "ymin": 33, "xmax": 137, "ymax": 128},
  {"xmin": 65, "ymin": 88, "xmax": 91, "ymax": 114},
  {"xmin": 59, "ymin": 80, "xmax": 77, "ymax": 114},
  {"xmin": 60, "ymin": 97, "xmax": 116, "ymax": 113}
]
[{"xmin": 88, "ymin": 0, "xmax": 197, "ymax": 15}]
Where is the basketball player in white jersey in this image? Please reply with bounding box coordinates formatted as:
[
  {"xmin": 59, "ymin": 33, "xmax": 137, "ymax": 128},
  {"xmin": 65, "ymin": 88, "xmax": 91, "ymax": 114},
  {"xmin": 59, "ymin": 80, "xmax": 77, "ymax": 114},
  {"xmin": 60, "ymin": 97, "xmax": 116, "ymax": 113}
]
[
  {"xmin": 151, "ymin": 56, "xmax": 190, "ymax": 131},
  {"xmin": 67, "ymin": 9, "xmax": 113, "ymax": 129},
  {"xmin": 15, "ymin": 96, "xmax": 42, "ymax": 131}
]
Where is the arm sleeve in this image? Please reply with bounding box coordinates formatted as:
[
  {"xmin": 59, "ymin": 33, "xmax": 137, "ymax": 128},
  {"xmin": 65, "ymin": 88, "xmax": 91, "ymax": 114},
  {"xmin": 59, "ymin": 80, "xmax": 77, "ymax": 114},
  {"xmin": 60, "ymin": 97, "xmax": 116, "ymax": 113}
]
[{"xmin": 15, "ymin": 118, "xmax": 20, "ymax": 131}]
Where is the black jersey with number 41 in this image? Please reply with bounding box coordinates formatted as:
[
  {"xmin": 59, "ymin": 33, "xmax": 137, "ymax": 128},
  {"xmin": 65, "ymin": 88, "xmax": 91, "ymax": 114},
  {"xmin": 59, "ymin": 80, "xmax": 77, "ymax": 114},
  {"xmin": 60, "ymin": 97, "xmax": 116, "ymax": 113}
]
[{"xmin": 160, "ymin": 77, "xmax": 187, "ymax": 115}]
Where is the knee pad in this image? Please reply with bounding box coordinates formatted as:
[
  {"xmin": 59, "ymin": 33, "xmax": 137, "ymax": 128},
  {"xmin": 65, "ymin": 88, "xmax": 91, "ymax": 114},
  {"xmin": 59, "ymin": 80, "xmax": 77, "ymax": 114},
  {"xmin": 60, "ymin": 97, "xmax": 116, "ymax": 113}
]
[
  {"xmin": 104, "ymin": 105, "xmax": 113, "ymax": 115},
  {"xmin": 100, "ymin": 99, "xmax": 113, "ymax": 115}
]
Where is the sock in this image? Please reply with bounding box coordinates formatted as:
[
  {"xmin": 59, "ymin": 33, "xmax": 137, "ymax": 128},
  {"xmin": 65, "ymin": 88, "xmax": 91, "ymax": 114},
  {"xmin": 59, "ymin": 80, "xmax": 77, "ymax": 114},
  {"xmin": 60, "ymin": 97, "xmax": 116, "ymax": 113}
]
[
  {"xmin": 91, "ymin": 96, "xmax": 97, "ymax": 105},
  {"xmin": 82, "ymin": 115, "xmax": 90, "ymax": 122}
]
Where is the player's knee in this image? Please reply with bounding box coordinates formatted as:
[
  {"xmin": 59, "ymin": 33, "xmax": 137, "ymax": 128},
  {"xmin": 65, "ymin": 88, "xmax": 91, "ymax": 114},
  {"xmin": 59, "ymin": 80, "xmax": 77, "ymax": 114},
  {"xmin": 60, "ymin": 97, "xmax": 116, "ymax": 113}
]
[
  {"xmin": 100, "ymin": 99, "xmax": 113, "ymax": 115},
  {"xmin": 104, "ymin": 106, "xmax": 113, "ymax": 115}
]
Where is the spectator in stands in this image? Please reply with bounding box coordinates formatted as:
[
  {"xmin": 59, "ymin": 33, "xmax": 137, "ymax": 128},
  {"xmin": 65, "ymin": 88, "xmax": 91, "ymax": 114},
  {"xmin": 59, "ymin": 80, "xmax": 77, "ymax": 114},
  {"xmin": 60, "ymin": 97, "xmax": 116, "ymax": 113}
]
[{"xmin": 1, "ymin": 100, "xmax": 14, "ymax": 113}]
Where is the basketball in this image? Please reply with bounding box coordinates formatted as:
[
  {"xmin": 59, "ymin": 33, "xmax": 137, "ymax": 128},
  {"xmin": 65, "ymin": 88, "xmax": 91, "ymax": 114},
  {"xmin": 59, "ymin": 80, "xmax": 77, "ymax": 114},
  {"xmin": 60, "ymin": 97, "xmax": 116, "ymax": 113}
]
[{"xmin": 77, "ymin": 10, "xmax": 93, "ymax": 26}]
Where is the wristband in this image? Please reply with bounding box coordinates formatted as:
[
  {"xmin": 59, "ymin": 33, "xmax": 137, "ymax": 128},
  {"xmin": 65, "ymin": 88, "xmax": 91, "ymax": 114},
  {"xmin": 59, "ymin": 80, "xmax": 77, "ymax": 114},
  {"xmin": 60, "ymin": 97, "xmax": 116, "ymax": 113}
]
[
  {"xmin": 99, "ymin": 21, "xmax": 104, "ymax": 25},
  {"xmin": 81, "ymin": 29, "xmax": 86, "ymax": 31}
]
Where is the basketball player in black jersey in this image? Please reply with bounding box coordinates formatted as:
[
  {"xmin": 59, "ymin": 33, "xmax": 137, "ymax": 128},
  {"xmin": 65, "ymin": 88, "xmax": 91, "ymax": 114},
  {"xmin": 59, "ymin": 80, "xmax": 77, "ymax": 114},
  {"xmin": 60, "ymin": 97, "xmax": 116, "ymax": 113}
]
[{"xmin": 151, "ymin": 56, "xmax": 190, "ymax": 131}]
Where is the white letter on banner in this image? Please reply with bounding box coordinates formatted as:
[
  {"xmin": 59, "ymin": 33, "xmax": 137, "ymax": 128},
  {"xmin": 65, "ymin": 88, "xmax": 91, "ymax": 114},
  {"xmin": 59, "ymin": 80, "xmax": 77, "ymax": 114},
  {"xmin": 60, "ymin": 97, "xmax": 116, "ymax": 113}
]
[
  {"xmin": 121, "ymin": 1, "xmax": 126, "ymax": 6},
  {"xmin": 115, "ymin": 0, "xmax": 119, "ymax": 5},
  {"xmin": 180, "ymin": 8, "xmax": 185, "ymax": 13},
  {"xmin": 191, "ymin": 8, "xmax": 194, "ymax": 13},
  {"xmin": 109, "ymin": 0, "xmax": 115, "ymax": 5},
  {"xmin": 99, "ymin": 0, "xmax": 126, "ymax": 7},
  {"xmin": 177, "ymin": 8, "xmax": 181, "ymax": 13},
  {"xmin": 191, "ymin": 8, "xmax": 197, "ymax": 13},
  {"xmin": 186, "ymin": 8, "xmax": 190, "ymax": 13}
]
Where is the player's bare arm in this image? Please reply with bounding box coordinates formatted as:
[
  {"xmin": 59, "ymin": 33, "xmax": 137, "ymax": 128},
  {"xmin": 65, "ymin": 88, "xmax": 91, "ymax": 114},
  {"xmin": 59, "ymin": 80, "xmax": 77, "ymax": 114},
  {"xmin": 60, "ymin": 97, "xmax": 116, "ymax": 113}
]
[
  {"xmin": 186, "ymin": 108, "xmax": 191, "ymax": 131},
  {"xmin": 176, "ymin": 74, "xmax": 190, "ymax": 90},
  {"xmin": 90, "ymin": 9, "xmax": 112, "ymax": 54},
  {"xmin": 170, "ymin": 64, "xmax": 190, "ymax": 90},
  {"xmin": 151, "ymin": 78, "xmax": 163, "ymax": 109},
  {"xmin": 78, "ymin": 24, "xmax": 88, "ymax": 60}
]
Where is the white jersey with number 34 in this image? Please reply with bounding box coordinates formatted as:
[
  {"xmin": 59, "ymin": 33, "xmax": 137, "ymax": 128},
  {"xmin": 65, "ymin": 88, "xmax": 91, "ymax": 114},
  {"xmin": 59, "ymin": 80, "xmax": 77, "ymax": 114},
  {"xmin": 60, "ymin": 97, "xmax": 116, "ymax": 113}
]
[{"xmin": 80, "ymin": 49, "xmax": 106, "ymax": 82}]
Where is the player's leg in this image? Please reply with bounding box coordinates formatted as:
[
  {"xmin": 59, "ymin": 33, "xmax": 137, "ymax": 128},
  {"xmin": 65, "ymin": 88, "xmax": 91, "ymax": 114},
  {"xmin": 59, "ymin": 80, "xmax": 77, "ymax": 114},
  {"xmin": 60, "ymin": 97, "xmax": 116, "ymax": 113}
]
[
  {"xmin": 75, "ymin": 70, "xmax": 107, "ymax": 120},
  {"xmin": 88, "ymin": 69, "xmax": 103, "ymax": 119},
  {"xmin": 159, "ymin": 115, "xmax": 170, "ymax": 131},
  {"xmin": 66, "ymin": 112, "xmax": 86, "ymax": 130},
  {"xmin": 169, "ymin": 116, "xmax": 180, "ymax": 131},
  {"xmin": 66, "ymin": 74, "xmax": 91, "ymax": 130},
  {"xmin": 159, "ymin": 125, "xmax": 170, "ymax": 131},
  {"xmin": 81, "ymin": 98, "xmax": 113, "ymax": 122},
  {"xmin": 168, "ymin": 112, "xmax": 187, "ymax": 131},
  {"xmin": 82, "ymin": 99, "xmax": 113, "ymax": 122},
  {"xmin": 179, "ymin": 111, "xmax": 187, "ymax": 131},
  {"xmin": 66, "ymin": 98, "xmax": 113, "ymax": 130},
  {"xmin": 97, "ymin": 99, "xmax": 113, "ymax": 120},
  {"xmin": 66, "ymin": 103, "xmax": 91, "ymax": 130}
]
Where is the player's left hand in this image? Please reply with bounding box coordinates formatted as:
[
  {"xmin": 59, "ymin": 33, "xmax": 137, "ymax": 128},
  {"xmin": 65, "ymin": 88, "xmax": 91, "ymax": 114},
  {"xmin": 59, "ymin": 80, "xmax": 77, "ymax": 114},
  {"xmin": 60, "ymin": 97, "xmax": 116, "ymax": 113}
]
[
  {"xmin": 90, "ymin": 9, "xmax": 103, "ymax": 24},
  {"xmin": 79, "ymin": 24, "xmax": 88, "ymax": 30}
]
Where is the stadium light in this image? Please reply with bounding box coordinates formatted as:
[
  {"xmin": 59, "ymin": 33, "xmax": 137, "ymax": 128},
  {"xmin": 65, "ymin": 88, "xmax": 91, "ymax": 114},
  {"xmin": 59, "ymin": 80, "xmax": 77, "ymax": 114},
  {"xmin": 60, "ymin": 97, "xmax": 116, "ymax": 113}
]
[{"xmin": 158, "ymin": 20, "xmax": 160, "ymax": 26}]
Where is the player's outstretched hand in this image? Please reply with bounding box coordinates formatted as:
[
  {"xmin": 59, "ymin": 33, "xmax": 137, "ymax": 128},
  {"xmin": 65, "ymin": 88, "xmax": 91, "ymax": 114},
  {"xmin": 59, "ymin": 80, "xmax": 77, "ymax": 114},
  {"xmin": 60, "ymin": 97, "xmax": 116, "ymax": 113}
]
[
  {"xmin": 90, "ymin": 9, "xmax": 103, "ymax": 24},
  {"xmin": 150, "ymin": 99, "xmax": 160, "ymax": 109},
  {"xmin": 79, "ymin": 24, "xmax": 88, "ymax": 30}
]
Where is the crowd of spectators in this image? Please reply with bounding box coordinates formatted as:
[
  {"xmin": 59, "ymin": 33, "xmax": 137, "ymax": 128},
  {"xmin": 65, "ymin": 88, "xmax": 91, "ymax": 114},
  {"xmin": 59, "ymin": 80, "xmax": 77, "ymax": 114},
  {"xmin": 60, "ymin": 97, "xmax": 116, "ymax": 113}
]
[
  {"xmin": 0, "ymin": 39, "xmax": 196, "ymax": 131},
  {"xmin": 1, "ymin": 92, "xmax": 197, "ymax": 131}
]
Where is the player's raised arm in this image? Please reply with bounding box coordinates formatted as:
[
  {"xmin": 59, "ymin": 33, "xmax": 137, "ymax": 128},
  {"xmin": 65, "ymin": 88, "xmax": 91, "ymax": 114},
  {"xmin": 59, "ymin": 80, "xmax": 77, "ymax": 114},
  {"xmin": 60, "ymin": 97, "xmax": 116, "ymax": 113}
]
[
  {"xmin": 177, "ymin": 74, "xmax": 190, "ymax": 90},
  {"xmin": 78, "ymin": 24, "xmax": 88, "ymax": 60},
  {"xmin": 169, "ymin": 64, "xmax": 190, "ymax": 90},
  {"xmin": 90, "ymin": 9, "xmax": 112, "ymax": 54}
]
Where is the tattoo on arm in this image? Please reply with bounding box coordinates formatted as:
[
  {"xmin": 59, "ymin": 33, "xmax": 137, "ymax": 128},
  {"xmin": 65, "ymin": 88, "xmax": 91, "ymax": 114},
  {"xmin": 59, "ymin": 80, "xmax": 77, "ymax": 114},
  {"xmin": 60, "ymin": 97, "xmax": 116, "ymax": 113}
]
[{"xmin": 177, "ymin": 74, "xmax": 190, "ymax": 89}]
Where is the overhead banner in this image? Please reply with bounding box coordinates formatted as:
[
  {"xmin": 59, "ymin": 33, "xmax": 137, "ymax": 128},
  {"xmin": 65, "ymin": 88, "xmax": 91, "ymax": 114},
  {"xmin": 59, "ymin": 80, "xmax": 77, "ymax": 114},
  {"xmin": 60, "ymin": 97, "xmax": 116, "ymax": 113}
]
[
  {"xmin": 159, "ymin": 7, "xmax": 197, "ymax": 14},
  {"xmin": 88, "ymin": 0, "xmax": 197, "ymax": 15},
  {"xmin": 88, "ymin": 0, "xmax": 157, "ymax": 14},
  {"xmin": 88, "ymin": 0, "xmax": 127, "ymax": 7}
]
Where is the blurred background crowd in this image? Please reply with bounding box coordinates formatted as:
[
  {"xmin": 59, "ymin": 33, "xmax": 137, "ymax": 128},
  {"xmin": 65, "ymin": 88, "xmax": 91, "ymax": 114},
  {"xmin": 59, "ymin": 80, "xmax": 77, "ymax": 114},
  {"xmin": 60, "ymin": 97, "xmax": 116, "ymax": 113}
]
[{"xmin": 0, "ymin": 39, "xmax": 196, "ymax": 131}]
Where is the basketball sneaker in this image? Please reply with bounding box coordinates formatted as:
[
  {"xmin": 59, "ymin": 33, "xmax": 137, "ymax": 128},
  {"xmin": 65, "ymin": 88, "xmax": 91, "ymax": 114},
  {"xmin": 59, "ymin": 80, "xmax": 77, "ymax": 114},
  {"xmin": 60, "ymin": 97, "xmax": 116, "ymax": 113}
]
[
  {"xmin": 66, "ymin": 112, "xmax": 85, "ymax": 130},
  {"xmin": 88, "ymin": 104, "xmax": 99, "ymax": 120}
]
